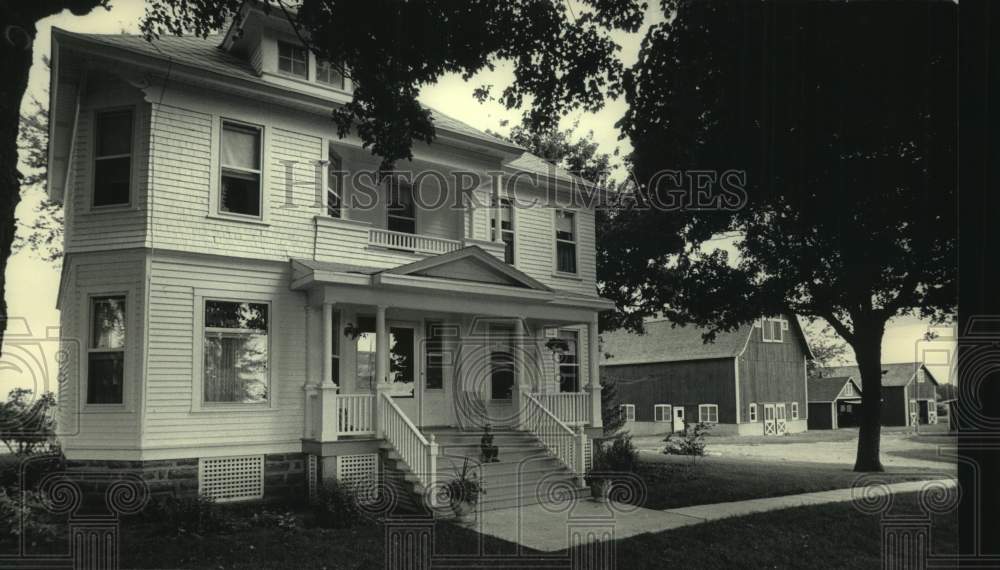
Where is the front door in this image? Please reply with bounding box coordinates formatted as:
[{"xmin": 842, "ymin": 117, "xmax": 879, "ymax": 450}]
[
  {"xmin": 673, "ymin": 407, "xmax": 686, "ymax": 433},
  {"xmin": 490, "ymin": 350, "xmax": 515, "ymax": 400},
  {"xmin": 775, "ymin": 403, "xmax": 787, "ymax": 435},
  {"xmin": 763, "ymin": 404, "xmax": 776, "ymax": 435},
  {"xmin": 388, "ymin": 324, "xmax": 418, "ymax": 420}
]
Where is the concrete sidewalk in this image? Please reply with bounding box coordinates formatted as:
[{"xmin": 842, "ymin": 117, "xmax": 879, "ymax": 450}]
[{"xmin": 469, "ymin": 478, "xmax": 956, "ymax": 552}]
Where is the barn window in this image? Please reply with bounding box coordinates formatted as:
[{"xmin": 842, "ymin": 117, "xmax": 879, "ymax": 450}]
[
  {"xmin": 749, "ymin": 403, "xmax": 758, "ymax": 422},
  {"xmin": 761, "ymin": 317, "xmax": 785, "ymax": 343},
  {"xmin": 842, "ymin": 382, "xmax": 855, "ymax": 397},
  {"xmin": 791, "ymin": 402, "xmax": 799, "ymax": 420},
  {"xmin": 620, "ymin": 404, "xmax": 635, "ymax": 422},
  {"xmin": 654, "ymin": 404, "xmax": 671, "ymax": 422},
  {"xmin": 698, "ymin": 404, "xmax": 718, "ymax": 423}
]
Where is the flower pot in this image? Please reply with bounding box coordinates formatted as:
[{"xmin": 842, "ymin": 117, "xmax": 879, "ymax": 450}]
[
  {"xmin": 590, "ymin": 480, "xmax": 609, "ymax": 503},
  {"xmin": 452, "ymin": 500, "xmax": 476, "ymax": 523}
]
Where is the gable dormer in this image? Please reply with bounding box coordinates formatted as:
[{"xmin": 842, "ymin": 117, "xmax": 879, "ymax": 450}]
[{"xmin": 220, "ymin": 4, "xmax": 353, "ymax": 101}]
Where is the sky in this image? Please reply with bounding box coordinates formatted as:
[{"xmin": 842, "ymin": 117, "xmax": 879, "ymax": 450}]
[{"xmin": 0, "ymin": 0, "xmax": 956, "ymax": 398}]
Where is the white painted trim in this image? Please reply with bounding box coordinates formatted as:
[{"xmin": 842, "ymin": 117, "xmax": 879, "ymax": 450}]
[
  {"xmin": 80, "ymin": 285, "xmax": 138, "ymax": 413},
  {"xmin": 375, "ymin": 273, "xmax": 554, "ymax": 301},
  {"xmin": 191, "ymin": 289, "xmax": 277, "ymax": 412},
  {"xmin": 734, "ymin": 356, "xmax": 741, "ymax": 423},
  {"xmin": 653, "ymin": 404, "xmax": 672, "ymax": 423},
  {"xmin": 698, "ymin": 404, "xmax": 719, "ymax": 424},
  {"xmin": 86, "ymin": 104, "xmax": 140, "ymax": 213},
  {"xmin": 213, "ymin": 116, "xmax": 269, "ymax": 222},
  {"xmin": 552, "ymin": 208, "xmax": 580, "ymax": 277}
]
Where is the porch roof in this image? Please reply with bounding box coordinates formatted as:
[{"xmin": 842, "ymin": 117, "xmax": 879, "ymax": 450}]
[{"xmin": 290, "ymin": 247, "xmax": 614, "ymax": 314}]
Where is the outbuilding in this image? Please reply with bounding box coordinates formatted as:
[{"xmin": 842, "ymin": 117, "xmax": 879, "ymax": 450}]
[{"xmin": 807, "ymin": 376, "xmax": 863, "ymax": 430}]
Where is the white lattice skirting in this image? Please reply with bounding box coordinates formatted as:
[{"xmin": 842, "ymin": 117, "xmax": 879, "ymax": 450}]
[
  {"xmin": 336, "ymin": 453, "xmax": 379, "ymax": 502},
  {"xmin": 198, "ymin": 455, "xmax": 265, "ymax": 502}
]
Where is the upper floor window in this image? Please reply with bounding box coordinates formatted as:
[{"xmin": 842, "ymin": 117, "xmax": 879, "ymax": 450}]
[
  {"xmin": 88, "ymin": 296, "xmax": 126, "ymax": 404},
  {"xmin": 278, "ymin": 41, "xmax": 308, "ymax": 78},
  {"xmin": 220, "ymin": 121, "xmax": 262, "ymax": 218},
  {"xmin": 93, "ymin": 109, "xmax": 133, "ymax": 207},
  {"xmin": 491, "ymin": 198, "xmax": 514, "ymax": 264},
  {"xmin": 203, "ymin": 300, "xmax": 269, "ymax": 404},
  {"xmin": 387, "ymin": 178, "xmax": 416, "ymax": 234},
  {"xmin": 555, "ymin": 210, "xmax": 577, "ymax": 274},
  {"xmin": 327, "ymin": 148, "xmax": 343, "ymax": 218},
  {"xmin": 316, "ymin": 59, "xmax": 346, "ymax": 89},
  {"xmin": 761, "ymin": 317, "xmax": 787, "ymax": 343},
  {"xmin": 557, "ymin": 330, "xmax": 579, "ymax": 392}
]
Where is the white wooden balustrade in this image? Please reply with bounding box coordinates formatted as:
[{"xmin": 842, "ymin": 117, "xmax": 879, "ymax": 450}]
[
  {"xmin": 337, "ymin": 393, "xmax": 374, "ymax": 436},
  {"xmin": 368, "ymin": 228, "xmax": 462, "ymax": 255},
  {"xmin": 378, "ymin": 392, "xmax": 439, "ymax": 496},
  {"xmin": 531, "ymin": 393, "xmax": 591, "ymax": 426},
  {"xmin": 520, "ymin": 392, "xmax": 587, "ymax": 484}
]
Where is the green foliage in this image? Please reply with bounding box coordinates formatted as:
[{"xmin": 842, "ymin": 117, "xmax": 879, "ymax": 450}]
[
  {"xmin": 806, "ymin": 323, "xmax": 852, "ymax": 378},
  {"xmin": 312, "ymin": 479, "xmax": 368, "ymax": 529},
  {"xmin": 146, "ymin": 495, "xmax": 233, "ymax": 536},
  {"xmin": 141, "ymin": 1, "xmax": 642, "ymax": 170},
  {"xmin": 0, "ymin": 389, "xmax": 57, "ymax": 456},
  {"xmin": 588, "ymin": 434, "xmax": 639, "ymax": 486},
  {"xmin": 600, "ymin": 375, "xmax": 627, "ymax": 437},
  {"xmin": 445, "ymin": 457, "xmax": 482, "ymax": 506},
  {"xmin": 0, "ymin": 488, "xmax": 63, "ymax": 545},
  {"xmin": 663, "ymin": 422, "xmax": 711, "ymax": 460}
]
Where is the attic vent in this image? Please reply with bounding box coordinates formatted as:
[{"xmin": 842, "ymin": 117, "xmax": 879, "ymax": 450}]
[
  {"xmin": 336, "ymin": 453, "xmax": 379, "ymax": 502},
  {"xmin": 198, "ymin": 455, "xmax": 264, "ymax": 502}
]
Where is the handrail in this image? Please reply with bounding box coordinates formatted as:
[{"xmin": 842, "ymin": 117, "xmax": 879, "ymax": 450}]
[
  {"xmin": 521, "ymin": 392, "xmax": 585, "ymax": 479},
  {"xmin": 378, "ymin": 392, "xmax": 438, "ymax": 493},
  {"xmin": 337, "ymin": 393, "xmax": 374, "ymax": 435},
  {"xmin": 530, "ymin": 392, "xmax": 590, "ymax": 426}
]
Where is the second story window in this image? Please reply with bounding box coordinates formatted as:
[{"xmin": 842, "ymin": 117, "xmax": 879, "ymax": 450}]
[
  {"xmin": 761, "ymin": 317, "xmax": 787, "ymax": 342},
  {"xmin": 316, "ymin": 59, "xmax": 346, "ymax": 89},
  {"xmin": 555, "ymin": 210, "xmax": 577, "ymax": 274},
  {"xmin": 93, "ymin": 109, "xmax": 133, "ymax": 207},
  {"xmin": 387, "ymin": 178, "xmax": 416, "ymax": 234},
  {"xmin": 491, "ymin": 198, "xmax": 515, "ymax": 264},
  {"xmin": 220, "ymin": 121, "xmax": 262, "ymax": 218},
  {"xmin": 327, "ymin": 148, "xmax": 342, "ymax": 218},
  {"xmin": 278, "ymin": 41, "xmax": 308, "ymax": 78}
]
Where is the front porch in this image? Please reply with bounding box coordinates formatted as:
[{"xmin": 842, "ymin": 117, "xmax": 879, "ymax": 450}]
[{"xmin": 292, "ymin": 246, "xmax": 612, "ymax": 508}]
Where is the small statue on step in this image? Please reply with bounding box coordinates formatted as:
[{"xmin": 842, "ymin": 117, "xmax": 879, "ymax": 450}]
[{"xmin": 480, "ymin": 424, "xmax": 499, "ymax": 463}]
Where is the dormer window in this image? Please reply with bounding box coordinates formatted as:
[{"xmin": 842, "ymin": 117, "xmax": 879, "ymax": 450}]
[
  {"xmin": 761, "ymin": 317, "xmax": 787, "ymax": 343},
  {"xmin": 278, "ymin": 41, "xmax": 308, "ymax": 78},
  {"xmin": 316, "ymin": 59, "xmax": 345, "ymax": 90}
]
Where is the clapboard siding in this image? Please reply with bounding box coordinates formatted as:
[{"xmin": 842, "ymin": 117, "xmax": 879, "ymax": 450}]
[
  {"xmin": 65, "ymin": 78, "xmax": 149, "ymax": 254},
  {"xmin": 738, "ymin": 319, "xmax": 809, "ymax": 421},
  {"xmin": 142, "ymin": 253, "xmax": 306, "ymax": 450},
  {"xmin": 604, "ymin": 358, "xmax": 737, "ymax": 423},
  {"xmin": 58, "ymin": 251, "xmax": 146, "ymax": 454}
]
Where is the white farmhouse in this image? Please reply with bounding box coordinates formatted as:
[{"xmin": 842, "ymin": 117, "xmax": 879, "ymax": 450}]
[{"xmin": 46, "ymin": 4, "xmax": 612, "ymax": 509}]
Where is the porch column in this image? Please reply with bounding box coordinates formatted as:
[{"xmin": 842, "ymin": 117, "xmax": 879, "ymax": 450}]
[
  {"xmin": 374, "ymin": 305, "xmax": 389, "ymax": 438},
  {"xmin": 588, "ymin": 315, "xmax": 603, "ymax": 429},
  {"xmin": 319, "ymin": 302, "xmax": 340, "ymax": 441},
  {"xmin": 492, "ymin": 173, "xmax": 503, "ymax": 243},
  {"xmin": 514, "ymin": 316, "xmax": 528, "ymax": 428},
  {"xmin": 303, "ymin": 304, "xmax": 319, "ymax": 439}
]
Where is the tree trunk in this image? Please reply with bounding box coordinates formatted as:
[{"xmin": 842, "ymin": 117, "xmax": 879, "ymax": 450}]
[
  {"xmin": 853, "ymin": 327, "xmax": 887, "ymax": 472},
  {"xmin": 0, "ymin": 20, "xmax": 38, "ymax": 356}
]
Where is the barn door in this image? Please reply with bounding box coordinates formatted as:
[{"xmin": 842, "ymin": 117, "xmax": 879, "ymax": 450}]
[
  {"xmin": 775, "ymin": 403, "xmax": 787, "ymax": 435},
  {"xmin": 763, "ymin": 404, "xmax": 776, "ymax": 435}
]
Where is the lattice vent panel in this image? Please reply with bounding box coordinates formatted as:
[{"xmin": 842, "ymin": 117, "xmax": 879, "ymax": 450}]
[
  {"xmin": 336, "ymin": 453, "xmax": 379, "ymax": 503},
  {"xmin": 199, "ymin": 455, "xmax": 264, "ymax": 502}
]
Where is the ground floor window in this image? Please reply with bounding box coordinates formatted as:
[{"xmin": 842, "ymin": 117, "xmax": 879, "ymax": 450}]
[
  {"xmin": 749, "ymin": 402, "xmax": 758, "ymax": 422},
  {"xmin": 203, "ymin": 300, "xmax": 269, "ymax": 404},
  {"xmin": 557, "ymin": 329, "xmax": 579, "ymax": 392},
  {"xmin": 698, "ymin": 404, "xmax": 719, "ymax": 423},
  {"xmin": 620, "ymin": 404, "xmax": 635, "ymax": 421},
  {"xmin": 88, "ymin": 295, "xmax": 126, "ymax": 404},
  {"xmin": 654, "ymin": 404, "xmax": 671, "ymax": 422},
  {"xmin": 791, "ymin": 402, "xmax": 799, "ymax": 420}
]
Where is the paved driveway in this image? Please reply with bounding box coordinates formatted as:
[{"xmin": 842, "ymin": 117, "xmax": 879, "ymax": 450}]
[{"xmin": 633, "ymin": 426, "xmax": 956, "ymax": 471}]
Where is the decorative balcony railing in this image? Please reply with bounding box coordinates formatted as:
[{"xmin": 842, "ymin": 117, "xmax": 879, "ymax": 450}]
[{"xmin": 368, "ymin": 228, "xmax": 462, "ymax": 255}]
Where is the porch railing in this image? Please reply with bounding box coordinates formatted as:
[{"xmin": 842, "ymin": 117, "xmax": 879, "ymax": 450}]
[
  {"xmin": 378, "ymin": 392, "xmax": 439, "ymax": 494},
  {"xmin": 520, "ymin": 392, "xmax": 587, "ymax": 482},
  {"xmin": 337, "ymin": 393, "xmax": 375, "ymax": 436},
  {"xmin": 368, "ymin": 228, "xmax": 462, "ymax": 255},
  {"xmin": 531, "ymin": 392, "xmax": 591, "ymax": 426}
]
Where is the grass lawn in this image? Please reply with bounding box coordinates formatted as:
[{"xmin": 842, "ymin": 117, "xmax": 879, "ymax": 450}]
[
  {"xmin": 603, "ymin": 491, "xmax": 957, "ymax": 570},
  {"xmin": 637, "ymin": 454, "xmax": 952, "ymax": 510},
  {"xmin": 115, "ymin": 491, "xmax": 955, "ymax": 569}
]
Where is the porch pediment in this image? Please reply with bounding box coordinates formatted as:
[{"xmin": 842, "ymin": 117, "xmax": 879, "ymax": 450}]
[{"xmin": 380, "ymin": 246, "xmax": 551, "ymax": 292}]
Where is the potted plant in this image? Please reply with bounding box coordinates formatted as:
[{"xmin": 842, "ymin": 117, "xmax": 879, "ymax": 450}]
[
  {"xmin": 585, "ymin": 444, "xmax": 611, "ymax": 502},
  {"xmin": 445, "ymin": 457, "xmax": 483, "ymax": 523}
]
